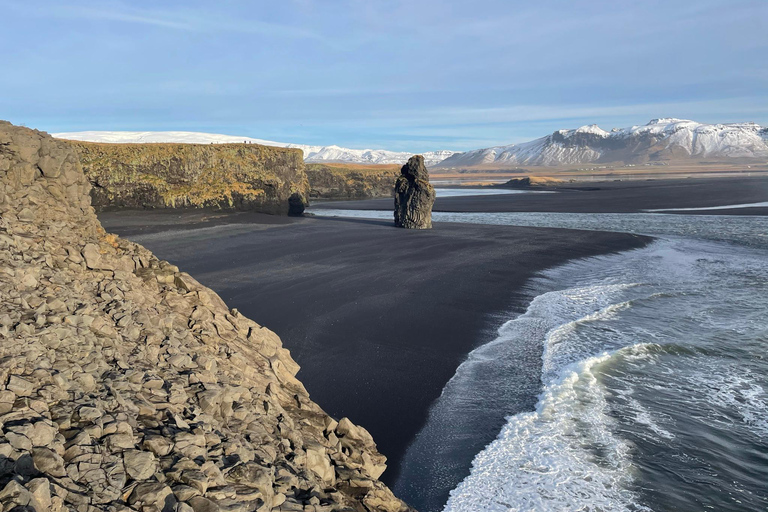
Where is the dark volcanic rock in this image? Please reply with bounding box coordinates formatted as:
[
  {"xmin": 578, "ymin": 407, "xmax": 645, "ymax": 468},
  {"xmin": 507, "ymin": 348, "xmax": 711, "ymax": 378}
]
[
  {"xmin": 394, "ymin": 155, "xmax": 435, "ymax": 229},
  {"xmin": 305, "ymin": 164, "xmax": 398, "ymax": 200},
  {"xmin": 288, "ymin": 191, "xmax": 308, "ymax": 216}
]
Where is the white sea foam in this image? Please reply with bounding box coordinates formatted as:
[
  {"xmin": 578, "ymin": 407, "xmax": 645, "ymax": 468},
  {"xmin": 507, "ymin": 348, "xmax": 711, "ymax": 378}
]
[
  {"xmin": 439, "ymin": 232, "xmax": 768, "ymax": 511},
  {"xmin": 644, "ymin": 201, "xmax": 768, "ymax": 212},
  {"xmin": 690, "ymin": 366, "xmax": 768, "ymax": 438},
  {"xmin": 444, "ymin": 351, "xmax": 650, "ymax": 512},
  {"xmin": 375, "ymin": 211, "xmax": 768, "ymax": 511},
  {"xmin": 442, "ymin": 278, "xmax": 654, "ymax": 512}
]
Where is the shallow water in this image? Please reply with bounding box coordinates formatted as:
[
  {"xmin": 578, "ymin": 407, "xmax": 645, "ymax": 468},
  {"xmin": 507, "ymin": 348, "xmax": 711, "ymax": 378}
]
[
  {"xmin": 434, "ymin": 188, "xmax": 552, "ymax": 198},
  {"xmin": 310, "ymin": 207, "xmax": 768, "ymax": 511}
]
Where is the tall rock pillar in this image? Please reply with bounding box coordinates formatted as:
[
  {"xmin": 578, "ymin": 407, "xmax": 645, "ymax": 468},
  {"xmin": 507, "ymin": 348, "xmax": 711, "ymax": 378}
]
[{"xmin": 394, "ymin": 155, "xmax": 436, "ymax": 229}]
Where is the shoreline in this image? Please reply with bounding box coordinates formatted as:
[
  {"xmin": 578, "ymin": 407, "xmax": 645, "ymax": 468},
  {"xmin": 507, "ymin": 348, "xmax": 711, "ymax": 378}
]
[
  {"xmin": 311, "ymin": 176, "xmax": 768, "ymax": 216},
  {"xmin": 100, "ymin": 211, "xmax": 652, "ymax": 492}
]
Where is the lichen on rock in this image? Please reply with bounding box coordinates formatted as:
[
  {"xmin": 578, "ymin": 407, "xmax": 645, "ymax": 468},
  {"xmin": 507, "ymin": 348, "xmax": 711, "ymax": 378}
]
[
  {"xmin": 305, "ymin": 164, "xmax": 399, "ymax": 200},
  {"xmin": 394, "ymin": 156, "xmax": 436, "ymax": 229},
  {"xmin": 0, "ymin": 121, "xmax": 412, "ymax": 511},
  {"xmin": 66, "ymin": 140, "xmax": 310, "ymax": 215}
]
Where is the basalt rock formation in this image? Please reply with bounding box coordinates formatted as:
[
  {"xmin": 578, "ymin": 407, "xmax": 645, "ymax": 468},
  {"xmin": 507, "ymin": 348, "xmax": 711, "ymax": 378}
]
[
  {"xmin": 393, "ymin": 156, "xmax": 435, "ymax": 229},
  {"xmin": 305, "ymin": 164, "xmax": 398, "ymax": 200},
  {"xmin": 66, "ymin": 141, "xmax": 310, "ymax": 215},
  {"xmin": 287, "ymin": 192, "xmax": 308, "ymax": 216},
  {"xmin": 0, "ymin": 121, "xmax": 411, "ymax": 511}
]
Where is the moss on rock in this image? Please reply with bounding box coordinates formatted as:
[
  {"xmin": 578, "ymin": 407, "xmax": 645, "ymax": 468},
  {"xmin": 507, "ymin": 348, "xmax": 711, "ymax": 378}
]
[
  {"xmin": 305, "ymin": 163, "xmax": 399, "ymax": 199},
  {"xmin": 67, "ymin": 141, "xmax": 309, "ymax": 214}
]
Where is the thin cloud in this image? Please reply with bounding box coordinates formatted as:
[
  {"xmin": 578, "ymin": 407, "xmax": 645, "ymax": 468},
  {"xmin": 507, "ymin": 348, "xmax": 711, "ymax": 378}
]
[{"xmin": 1, "ymin": 0, "xmax": 323, "ymax": 40}]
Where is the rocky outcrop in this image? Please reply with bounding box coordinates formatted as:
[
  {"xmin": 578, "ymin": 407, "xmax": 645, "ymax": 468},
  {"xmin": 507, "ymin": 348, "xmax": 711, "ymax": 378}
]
[
  {"xmin": 305, "ymin": 164, "xmax": 398, "ymax": 200},
  {"xmin": 287, "ymin": 193, "xmax": 308, "ymax": 216},
  {"xmin": 394, "ymin": 156, "xmax": 435, "ymax": 229},
  {"xmin": 0, "ymin": 121, "xmax": 412, "ymax": 511},
  {"xmin": 66, "ymin": 141, "xmax": 310, "ymax": 215},
  {"xmin": 497, "ymin": 176, "xmax": 564, "ymax": 188}
]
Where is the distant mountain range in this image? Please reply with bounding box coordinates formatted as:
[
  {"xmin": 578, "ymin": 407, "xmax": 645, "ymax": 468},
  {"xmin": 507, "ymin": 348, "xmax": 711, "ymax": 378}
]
[
  {"xmin": 55, "ymin": 119, "xmax": 768, "ymax": 169},
  {"xmin": 52, "ymin": 130, "xmax": 457, "ymax": 167},
  {"xmin": 436, "ymin": 119, "xmax": 768, "ymax": 168}
]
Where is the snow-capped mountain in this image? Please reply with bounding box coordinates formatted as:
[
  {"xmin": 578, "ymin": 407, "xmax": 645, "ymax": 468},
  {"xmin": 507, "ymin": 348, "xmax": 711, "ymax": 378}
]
[
  {"xmin": 54, "ymin": 119, "xmax": 768, "ymax": 168},
  {"xmin": 52, "ymin": 130, "xmax": 457, "ymax": 167},
  {"xmin": 436, "ymin": 119, "xmax": 768, "ymax": 168}
]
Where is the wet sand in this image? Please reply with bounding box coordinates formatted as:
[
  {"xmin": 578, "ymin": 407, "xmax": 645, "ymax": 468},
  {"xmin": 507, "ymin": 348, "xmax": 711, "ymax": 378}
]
[
  {"xmin": 99, "ymin": 211, "xmax": 650, "ymax": 488},
  {"xmin": 311, "ymin": 176, "xmax": 768, "ymax": 215}
]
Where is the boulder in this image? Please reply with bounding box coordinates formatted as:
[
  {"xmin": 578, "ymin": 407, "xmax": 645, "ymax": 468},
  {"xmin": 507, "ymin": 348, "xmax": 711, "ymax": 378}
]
[
  {"xmin": 394, "ymin": 155, "xmax": 436, "ymax": 229},
  {"xmin": 287, "ymin": 192, "xmax": 307, "ymax": 216}
]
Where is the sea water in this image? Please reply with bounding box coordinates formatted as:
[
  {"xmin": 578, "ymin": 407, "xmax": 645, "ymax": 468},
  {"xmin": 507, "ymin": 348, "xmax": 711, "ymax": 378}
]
[{"xmin": 310, "ymin": 207, "xmax": 768, "ymax": 511}]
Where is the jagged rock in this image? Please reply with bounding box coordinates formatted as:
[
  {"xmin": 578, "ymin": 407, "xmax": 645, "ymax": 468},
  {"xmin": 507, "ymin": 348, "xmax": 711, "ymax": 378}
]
[
  {"xmin": 128, "ymin": 482, "xmax": 174, "ymax": 509},
  {"xmin": 0, "ymin": 121, "xmax": 413, "ymax": 511},
  {"xmin": 305, "ymin": 442, "xmax": 335, "ymax": 485},
  {"xmin": 394, "ymin": 155, "xmax": 435, "ymax": 229},
  {"xmin": 0, "ymin": 480, "xmax": 32, "ymax": 508},
  {"xmin": 142, "ymin": 435, "xmax": 174, "ymax": 457},
  {"xmin": 7, "ymin": 376, "xmax": 34, "ymax": 397},
  {"xmin": 31, "ymin": 447, "xmax": 66, "ymax": 477},
  {"xmin": 123, "ymin": 449, "xmax": 157, "ymax": 480},
  {"xmin": 26, "ymin": 478, "xmax": 51, "ymax": 510},
  {"xmin": 187, "ymin": 496, "xmax": 219, "ymax": 512}
]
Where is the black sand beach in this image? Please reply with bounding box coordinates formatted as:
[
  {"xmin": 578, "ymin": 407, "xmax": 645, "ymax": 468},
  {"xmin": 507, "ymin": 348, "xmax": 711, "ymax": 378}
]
[
  {"xmin": 97, "ymin": 174, "xmax": 768, "ymax": 509},
  {"xmin": 313, "ymin": 176, "xmax": 768, "ymax": 215},
  {"xmin": 100, "ymin": 211, "xmax": 650, "ymax": 487}
]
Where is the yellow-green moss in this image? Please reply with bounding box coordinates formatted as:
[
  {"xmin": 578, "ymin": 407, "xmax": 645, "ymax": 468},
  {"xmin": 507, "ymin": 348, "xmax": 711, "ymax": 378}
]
[
  {"xmin": 69, "ymin": 141, "xmax": 307, "ymax": 214},
  {"xmin": 305, "ymin": 163, "xmax": 399, "ymax": 199}
]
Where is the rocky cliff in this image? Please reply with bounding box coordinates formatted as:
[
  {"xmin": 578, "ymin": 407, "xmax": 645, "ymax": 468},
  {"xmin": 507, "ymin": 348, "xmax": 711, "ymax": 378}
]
[
  {"xmin": 67, "ymin": 141, "xmax": 309, "ymax": 215},
  {"xmin": 305, "ymin": 164, "xmax": 398, "ymax": 200},
  {"xmin": 0, "ymin": 121, "xmax": 412, "ymax": 511}
]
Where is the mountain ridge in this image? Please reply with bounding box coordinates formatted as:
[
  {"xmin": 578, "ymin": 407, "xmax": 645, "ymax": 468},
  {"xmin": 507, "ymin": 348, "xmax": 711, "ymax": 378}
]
[
  {"xmin": 436, "ymin": 118, "xmax": 768, "ymax": 168},
  {"xmin": 55, "ymin": 118, "xmax": 768, "ymax": 169}
]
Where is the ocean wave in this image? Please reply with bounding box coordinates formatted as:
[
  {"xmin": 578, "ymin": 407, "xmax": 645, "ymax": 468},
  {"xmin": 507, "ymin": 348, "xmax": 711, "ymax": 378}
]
[{"xmin": 444, "ymin": 349, "xmax": 652, "ymax": 512}]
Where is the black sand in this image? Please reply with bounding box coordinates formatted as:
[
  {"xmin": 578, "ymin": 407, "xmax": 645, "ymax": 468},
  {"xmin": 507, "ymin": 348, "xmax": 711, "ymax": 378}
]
[
  {"xmin": 99, "ymin": 212, "xmax": 650, "ymax": 489},
  {"xmin": 312, "ymin": 176, "xmax": 768, "ymax": 215}
]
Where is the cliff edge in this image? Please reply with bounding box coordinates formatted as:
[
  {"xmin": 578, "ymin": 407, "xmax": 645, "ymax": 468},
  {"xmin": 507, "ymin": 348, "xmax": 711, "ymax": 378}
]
[
  {"xmin": 67, "ymin": 141, "xmax": 309, "ymax": 215},
  {"xmin": 304, "ymin": 164, "xmax": 398, "ymax": 200},
  {"xmin": 0, "ymin": 121, "xmax": 412, "ymax": 511}
]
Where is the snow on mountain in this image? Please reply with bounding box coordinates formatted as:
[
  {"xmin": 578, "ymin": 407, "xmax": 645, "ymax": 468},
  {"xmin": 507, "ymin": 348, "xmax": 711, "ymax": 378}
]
[
  {"xmin": 52, "ymin": 131, "xmax": 457, "ymax": 167},
  {"xmin": 436, "ymin": 119, "xmax": 768, "ymax": 168},
  {"xmin": 54, "ymin": 119, "xmax": 768, "ymax": 169}
]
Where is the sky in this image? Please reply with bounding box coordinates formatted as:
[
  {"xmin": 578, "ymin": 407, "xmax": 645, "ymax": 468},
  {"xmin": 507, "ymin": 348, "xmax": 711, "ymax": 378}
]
[{"xmin": 1, "ymin": 0, "xmax": 766, "ymax": 152}]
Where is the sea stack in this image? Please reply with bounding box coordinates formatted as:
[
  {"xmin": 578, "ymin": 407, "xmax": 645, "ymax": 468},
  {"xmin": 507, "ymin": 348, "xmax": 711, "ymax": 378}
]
[{"xmin": 394, "ymin": 155, "xmax": 436, "ymax": 229}]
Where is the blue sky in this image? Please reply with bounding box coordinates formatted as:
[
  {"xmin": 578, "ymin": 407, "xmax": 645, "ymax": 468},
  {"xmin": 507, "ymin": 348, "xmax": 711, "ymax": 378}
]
[{"xmin": 1, "ymin": 0, "xmax": 766, "ymax": 151}]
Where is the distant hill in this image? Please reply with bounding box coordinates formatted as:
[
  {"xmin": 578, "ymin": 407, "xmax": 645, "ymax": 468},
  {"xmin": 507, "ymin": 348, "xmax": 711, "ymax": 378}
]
[
  {"xmin": 435, "ymin": 119, "xmax": 768, "ymax": 168},
  {"xmin": 55, "ymin": 119, "xmax": 768, "ymax": 170},
  {"xmin": 53, "ymin": 130, "xmax": 456, "ymax": 167}
]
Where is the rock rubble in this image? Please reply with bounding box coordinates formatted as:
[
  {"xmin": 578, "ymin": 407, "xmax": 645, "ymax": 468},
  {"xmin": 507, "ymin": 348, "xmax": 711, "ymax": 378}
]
[{"xmin": 0, "ymin": 121, "xmax": 412, "ymax": 512}]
